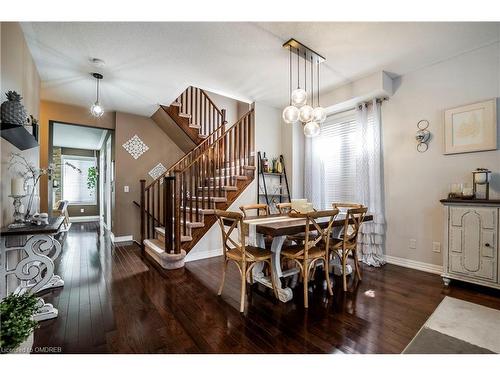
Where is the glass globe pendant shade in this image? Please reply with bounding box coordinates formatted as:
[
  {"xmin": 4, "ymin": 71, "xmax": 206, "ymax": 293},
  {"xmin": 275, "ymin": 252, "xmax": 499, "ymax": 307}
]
[
  {"xmin": 299, "ymin": 105, "xmax": 314, "ymax": 123},
  {"xmin": 303, "ymin": 121, "xmax": 320, "ymax": 137},
  {"xmin": 312, "ymin": 107, "xmax": 327, "ymax": 123},
  {"xmin": 291, "ymin": 88, "xmax": 307, "ymax": 107},
  {"xmin": 90, "ymin": 101, "xmax": 104, "ymax": 118},
  {"xmin": 282, "ymin": 105, "xmax": 300, "ymax": 124}
]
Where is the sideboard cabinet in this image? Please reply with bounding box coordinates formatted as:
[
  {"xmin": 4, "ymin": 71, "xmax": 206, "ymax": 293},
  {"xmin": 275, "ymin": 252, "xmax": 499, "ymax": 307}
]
[{"xmin": 440, "ymin": 199, "xmax": 500, "ymax": 290}]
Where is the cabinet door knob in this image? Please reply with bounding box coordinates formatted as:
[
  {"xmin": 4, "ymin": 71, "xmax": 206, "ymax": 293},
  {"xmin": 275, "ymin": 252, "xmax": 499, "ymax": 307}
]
[{"xmin": 485, "ymin": 243, "xmax": 491, "ymax": 247}]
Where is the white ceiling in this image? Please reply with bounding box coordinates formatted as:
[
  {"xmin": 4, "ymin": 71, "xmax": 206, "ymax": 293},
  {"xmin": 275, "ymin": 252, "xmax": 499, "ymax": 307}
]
[
  {"xmin": 22, "ymin": 22, "xmax": 500, "ymax": 117},
  {"xmin": 53, "ymin": 122, "xmax": 107, "ymax": 150}
]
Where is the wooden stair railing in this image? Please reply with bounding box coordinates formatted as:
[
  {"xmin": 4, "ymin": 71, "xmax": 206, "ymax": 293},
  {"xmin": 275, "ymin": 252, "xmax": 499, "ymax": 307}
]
[{"xmin": 140, "ymin": 107, "xmax": 255, "ymax": 257}]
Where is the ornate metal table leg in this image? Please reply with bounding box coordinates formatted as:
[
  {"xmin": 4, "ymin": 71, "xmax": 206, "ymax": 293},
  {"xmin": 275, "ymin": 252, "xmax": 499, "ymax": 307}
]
[{"xmin": 0, "ymin": 235, "xmax": 60, "ymax": 320}]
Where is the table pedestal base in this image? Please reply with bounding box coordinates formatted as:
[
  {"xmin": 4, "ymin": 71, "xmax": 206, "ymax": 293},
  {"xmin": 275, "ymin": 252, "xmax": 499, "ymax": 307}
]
[{"xmin": 33, "ymin": 297, "xmax": 58, "ymax": 321}]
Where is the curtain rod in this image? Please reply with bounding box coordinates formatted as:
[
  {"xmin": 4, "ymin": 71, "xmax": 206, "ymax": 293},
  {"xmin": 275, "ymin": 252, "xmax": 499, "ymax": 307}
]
[{"xmin": 327, "ymin": 97, "xmax": 389, "ymax": 118}]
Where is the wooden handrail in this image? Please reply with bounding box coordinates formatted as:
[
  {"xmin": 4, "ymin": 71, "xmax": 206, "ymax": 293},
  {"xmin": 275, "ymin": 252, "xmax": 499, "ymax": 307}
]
[
  {"xmin": 177, "ymin": 109, "xmax": 254, "ymax": 173},
  {"xmin": 140, "ymin": 94, "xmax": 255, "ymax": 255}
]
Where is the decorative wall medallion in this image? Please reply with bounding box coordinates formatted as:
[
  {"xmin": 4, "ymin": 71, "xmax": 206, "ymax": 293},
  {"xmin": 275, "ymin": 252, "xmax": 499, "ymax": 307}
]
[
  {"xmin": 149, "ymin": 162, "xmax": 167, "ymax": 181},
  {"xmin": 122, "ymin": 135, "xmax": 149, "ymax": 159}
]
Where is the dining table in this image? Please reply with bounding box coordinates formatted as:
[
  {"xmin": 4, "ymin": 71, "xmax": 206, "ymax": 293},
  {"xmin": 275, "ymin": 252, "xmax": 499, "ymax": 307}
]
[{"xmin": 232, "ymin": 212, "xmax": 373, "ymax": 303}]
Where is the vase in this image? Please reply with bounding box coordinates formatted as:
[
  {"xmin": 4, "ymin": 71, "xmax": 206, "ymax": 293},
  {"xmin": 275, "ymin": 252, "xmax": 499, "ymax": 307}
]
[{"xmin": 10, "ymin": 332, "xmax": 34, "ymax": 354}]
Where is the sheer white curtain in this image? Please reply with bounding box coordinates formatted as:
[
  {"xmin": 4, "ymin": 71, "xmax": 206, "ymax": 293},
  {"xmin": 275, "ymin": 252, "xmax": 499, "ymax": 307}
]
[
  {"xmin": 304, "ymin": 99, "xmax": 386, "ymax": 267},
  {"xmin": 304, "ymin": 135, "xmax": 326, "ymax": 210},
  {"xmin": 356, "ymin": 100, "xmax": 386, "ymax": 266}
]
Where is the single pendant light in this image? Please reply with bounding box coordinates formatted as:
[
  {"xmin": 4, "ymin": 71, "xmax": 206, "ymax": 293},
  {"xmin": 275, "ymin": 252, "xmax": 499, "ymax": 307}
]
[
  {"xmin": 313, "ymin": 56, "xmax": 326, "ymax": 123},
  {"xmin": 291, "ymin": 47, "xmax": 307, "ymax": 108},
  {"xmin": 283, "ymin": 46, "xmax": 300, "ymax": 124},
  {"xmin": 90, "ymin": 72, "xmax": 104, "ymax": 118}
]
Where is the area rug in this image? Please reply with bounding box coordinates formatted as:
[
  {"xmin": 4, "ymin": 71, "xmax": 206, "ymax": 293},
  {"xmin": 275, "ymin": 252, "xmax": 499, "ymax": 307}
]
[{"xmin": 403, "ymin": 296, "xmax": 500, "ymax": 354}]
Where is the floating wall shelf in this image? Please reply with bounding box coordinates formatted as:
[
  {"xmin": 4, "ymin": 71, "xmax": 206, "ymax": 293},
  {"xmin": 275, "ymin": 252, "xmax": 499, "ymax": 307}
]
[{"xmin": 0, "ymin": 122, "xmax": 39, "ymax": 150}]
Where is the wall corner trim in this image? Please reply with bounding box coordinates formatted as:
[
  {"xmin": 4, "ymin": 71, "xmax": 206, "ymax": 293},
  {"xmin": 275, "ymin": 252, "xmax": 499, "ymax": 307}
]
[
  {"xmin": 110, "ymin": 233, "xmax": 134, "ymax": 243},
  {"xmin": 69, "ymin": 216, "xmax": 100, "ymax": 223},
  {"xmin": 384, "ymin": 255, "xmax": 443, "ymax": 275}
]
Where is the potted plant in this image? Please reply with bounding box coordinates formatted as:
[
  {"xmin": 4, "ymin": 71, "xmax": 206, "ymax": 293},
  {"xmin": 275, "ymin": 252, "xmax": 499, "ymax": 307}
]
[{"xmin": 0, "ymin": 293, "xmax": 39, "ymax": 354}]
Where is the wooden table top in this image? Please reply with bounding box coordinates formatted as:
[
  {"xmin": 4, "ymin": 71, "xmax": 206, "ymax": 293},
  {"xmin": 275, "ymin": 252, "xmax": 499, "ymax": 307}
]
[
  {"xmin": 0, "ymin": 216, "xmax": 64, "ymax": 236},
  {"xmin": 226, "ymin": 213, "xmax": 373, "ymax": 237}
]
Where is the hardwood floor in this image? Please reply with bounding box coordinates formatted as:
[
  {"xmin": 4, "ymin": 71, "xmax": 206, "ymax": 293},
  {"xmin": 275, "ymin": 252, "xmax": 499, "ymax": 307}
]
[{"xmin": 34, "ymin": 222, "xmax": 500, "ymax": 353}]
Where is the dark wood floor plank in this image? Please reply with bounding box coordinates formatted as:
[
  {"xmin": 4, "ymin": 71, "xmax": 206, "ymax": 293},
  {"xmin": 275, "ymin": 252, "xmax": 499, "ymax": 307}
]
[{"xmin": 33, "ymin": 221, "xmax": 500, "ymax": 354}]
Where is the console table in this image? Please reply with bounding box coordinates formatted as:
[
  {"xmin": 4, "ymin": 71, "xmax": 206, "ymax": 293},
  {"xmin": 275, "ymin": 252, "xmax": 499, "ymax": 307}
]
[
  {"xmin": 440, "ymin": 199, "xmax": 500, "ymax": 290},
  {"xmin": 0, "ymin": 217, "xmax": 65, "ymax": 321}
]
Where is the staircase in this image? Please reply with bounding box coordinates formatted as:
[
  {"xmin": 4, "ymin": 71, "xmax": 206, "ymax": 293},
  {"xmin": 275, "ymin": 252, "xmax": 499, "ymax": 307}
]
[{"xmin": 139, "ymin": 86, "xmax": 255, "ymax": 269}]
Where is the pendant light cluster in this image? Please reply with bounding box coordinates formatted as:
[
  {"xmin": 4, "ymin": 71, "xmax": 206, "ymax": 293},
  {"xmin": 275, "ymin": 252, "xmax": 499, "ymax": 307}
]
[
  {"xmin": 282, "ymin": 39, "xmax": 326, "ymax": 138},
  {"xmin": 90, "ymin": 72, "xmax": 104, "ymax": 118}
]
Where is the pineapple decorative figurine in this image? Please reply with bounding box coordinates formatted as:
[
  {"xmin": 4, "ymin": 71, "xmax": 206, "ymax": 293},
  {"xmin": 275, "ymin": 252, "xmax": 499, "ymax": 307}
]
[{"xmin": 1, "ymin": 91, "xmax": 28, "ymax": 126}]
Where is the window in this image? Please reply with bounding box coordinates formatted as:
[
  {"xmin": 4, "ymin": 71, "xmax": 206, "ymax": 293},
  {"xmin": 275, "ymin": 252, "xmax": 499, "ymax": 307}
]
[
  {"xmin": 316, "ymin": 110, "xmax": 359, "ymax": 205},
  {"xmin": 62, "ymin": 155, "xmax": 97, "ymax": 204}
]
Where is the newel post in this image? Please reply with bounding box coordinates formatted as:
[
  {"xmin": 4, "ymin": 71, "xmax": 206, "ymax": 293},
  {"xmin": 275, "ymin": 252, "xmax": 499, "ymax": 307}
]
[
  {"xmin": 164, "ymin": 175, "xmax": 175, "ymax": 253},
  {"xmin": 140, "ymin": 179, "xmax": 146, "ymax": 253}
]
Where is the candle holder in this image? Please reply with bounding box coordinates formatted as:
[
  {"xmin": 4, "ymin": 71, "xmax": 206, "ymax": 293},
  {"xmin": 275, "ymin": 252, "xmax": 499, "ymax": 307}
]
[{"xmin": 8, "ymin": 194, "xmax": 27, "ymax": 228}]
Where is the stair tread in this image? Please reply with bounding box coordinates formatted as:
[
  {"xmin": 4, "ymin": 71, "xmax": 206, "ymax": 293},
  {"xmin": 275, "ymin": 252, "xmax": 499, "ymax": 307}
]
[
  {"xmin": 188, "ymin": 196, "xmax": 227, "ymax": 202},
  {"xmin": 189, "ymin": 124, "xmax": 201, "ymax": 129},
  {"xmin": 178, "ymin": 113, "xmax": 191, "ymax": 118},
  {"xmin": 144, "ymin": 238, "xmax": 166, "ymax": 254},
  {"xmin": 171, "ymin": 102, "xmax": 182, "ymax": 107},
  {"xmin": 153, "ymin": 228, "xmax": 192, "ymax": 242},
  {"xmin": 198, "ymin": 185, "xmax": 237, "ymax": 191}
]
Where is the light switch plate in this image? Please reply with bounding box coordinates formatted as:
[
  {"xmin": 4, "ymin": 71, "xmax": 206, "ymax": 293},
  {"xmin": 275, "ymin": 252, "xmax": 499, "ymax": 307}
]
[
  {"xmin": 124, "ymin": 185, "xmax": 129, "ymax": 193},
  {"xmin": 409, "ymin": 239, "xmax": 417, "ymax": 249},
  {"xmin": 432, "ymin": 242, "xmax": 441, "ymax": 253},
  {"xmin": 80, "ymin": 208, "xmax": 84, "ymax": 213}
]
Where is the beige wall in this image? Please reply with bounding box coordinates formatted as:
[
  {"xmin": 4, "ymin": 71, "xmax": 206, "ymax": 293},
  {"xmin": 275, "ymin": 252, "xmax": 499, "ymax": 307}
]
[
  {"xmin": 382, "ymin": 42, "xmax": 500, "ymax": 266},
  {"xmin": 0, "ymin": 22, "xmax": 41, "ymax": 227},
  {"xmin": 204, "ymin": 90, "xmax": 249, "ymax": 126},
  {"xmin": 39, "ymin": 100, "xmax": 115, "ymax": 212},
  {"xmin": 114, "ymin": 112, "xmax": 184, "ymax": 239}
]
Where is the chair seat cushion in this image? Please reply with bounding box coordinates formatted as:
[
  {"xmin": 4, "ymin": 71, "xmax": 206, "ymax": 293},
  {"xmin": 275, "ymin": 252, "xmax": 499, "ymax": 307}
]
[
  {"xmin": 281, "ymin": 245, "xmax": 326, "ymax": 259},
  {"xmin": 226, "ymin": 246, "xmax": 273, "ymax": 261}
]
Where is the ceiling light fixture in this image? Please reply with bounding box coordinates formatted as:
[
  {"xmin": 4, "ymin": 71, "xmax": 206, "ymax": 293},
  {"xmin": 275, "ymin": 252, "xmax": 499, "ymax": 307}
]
[
  {"xmin": 282, "ymin": 39, "xmax": 326, "ymax": 137},
  {"xmin": 90, "ymin": 72, "xmax": 104, "ymax": 118}
]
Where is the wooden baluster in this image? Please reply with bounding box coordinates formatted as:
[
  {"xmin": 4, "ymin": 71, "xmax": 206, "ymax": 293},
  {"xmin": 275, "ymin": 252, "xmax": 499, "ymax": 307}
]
[
  {"xmin": 140, "ymin": 179, "xmax": 146, "ymax": 253},
  {"xmin": 157, "ymin": 181, "xmax": 161, "ymax": 226},
  {"xmin": 189, "ymin": 87, "xmax": 193, "ymax": 121},
  {"xmin": 146, "ymin": 188, "xmax": 151, "ymax": 239},
  {"xmin": 164, "ymin": 176, "xmax": 173, "ymax": 253},
  {"xmin": 217, "ymin": 140, "xmax": 222, "ymax": 197},
  {"xmin": 190, "ymin": 164, "xmax": 194, "ymax": 226},
  {"xmin": 152, "ymin": 183, "xmax": 155, "ymax": 230},
  {"xmin": 195, "ymin": 161, "xmax": 200, "ymax": 223},
  {"xmin": 229, "ymin": 127, "xmax": 234, "ymax": 186},
  {"xmin": 174, "ymin": 172, "xmax": 181, "ymax": 254},
  {"xmin": 206, "ymin": 152, "xmax": 210, "ymax": 210},
  {"xmin": 203, "ymin": 97, "xmax": 207, "ymax": 135},
  {"xmin": 182, "ymin": 171, "xmax": 187, "ymax": 238}
]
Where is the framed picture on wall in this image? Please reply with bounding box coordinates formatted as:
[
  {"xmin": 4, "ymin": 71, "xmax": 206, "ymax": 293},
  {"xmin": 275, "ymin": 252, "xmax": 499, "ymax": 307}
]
[{"xmin": 444, "ymin": 99, "xmax": 497, "ymax": 154}]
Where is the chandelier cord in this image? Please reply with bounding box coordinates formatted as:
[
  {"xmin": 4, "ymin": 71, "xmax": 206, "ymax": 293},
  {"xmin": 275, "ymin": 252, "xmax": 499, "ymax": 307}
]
[
  {"xmin": 289, "ymin": 46, "xmax": 292, "ymax": 105},
  {"xmin": 304, "ymin": 51, "xmax": 307, "ymax": 95},
  {"xmin": 311, "ymin": 55, "xmax": 314, "ymax": 107},
  {"xmin": 317, "ymin": 57, "xmax": 320, "ymax": 107},
  {"xmin": 96, "ymin": 77, "xmax": 100, "ymax": 103},
  {"xmin": 297, "ymin": 47, "xmax": 300, "ymax": 89}
]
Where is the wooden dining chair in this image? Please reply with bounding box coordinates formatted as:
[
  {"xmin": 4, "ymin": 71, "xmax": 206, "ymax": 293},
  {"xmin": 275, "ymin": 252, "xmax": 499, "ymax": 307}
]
[
  {"xmin": 275, "ymin": 202, "xmax": 292, "ymax": 214},
  {"xmin": 239, "ymin": 203, "xmax": 270, "ymax": 218},
  {"xmin": 330, "ymin": 203, "xmax": 368, "ymax": 291},
  {"xmin": 215, "ymin": 209, "xmax": 277, "ymax": 312},
  {"xmin": 280, "ymin": 208, "xmax": 339, "ymax": 308}
]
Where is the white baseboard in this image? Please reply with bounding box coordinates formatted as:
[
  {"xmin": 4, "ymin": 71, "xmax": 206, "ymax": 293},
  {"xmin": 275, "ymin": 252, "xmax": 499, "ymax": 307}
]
[
  {"xmin": 185, "ymin": 248, "xmax": 223, "ymax": 262},
  {"xmin": 69, "ymin": 216, "xmax": 100, "ymax": 223},
  {"xmin": 385, "ymin": 255, "xmax": 443, "ymax": 275},
  {"xmin": 110, "ymin": 232, "xmax": 134, "ymax": 243}
]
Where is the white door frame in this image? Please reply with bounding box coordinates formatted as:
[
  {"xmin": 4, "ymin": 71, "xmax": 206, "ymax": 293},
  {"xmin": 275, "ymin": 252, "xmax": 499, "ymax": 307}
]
[{"xmin": 105, "ymin": 136, "xmax": 112, "ymax": 229}]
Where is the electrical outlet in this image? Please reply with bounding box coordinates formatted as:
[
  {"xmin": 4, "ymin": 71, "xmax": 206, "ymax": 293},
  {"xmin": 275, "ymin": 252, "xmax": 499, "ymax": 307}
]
[
  {"xmin": 409, "ymin": 239, "xmax": 417, "ymax": 249},
  {"xmin": 80, "ymin": 208, "xmax": 84, "ymax": 213},
  {"xmin": 432, "ymin": 242, "xmax": 441, "ymax": 253},
  {"xmin": 124, "ymin": 185, "xmax": 129, "ymax": 193}
]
